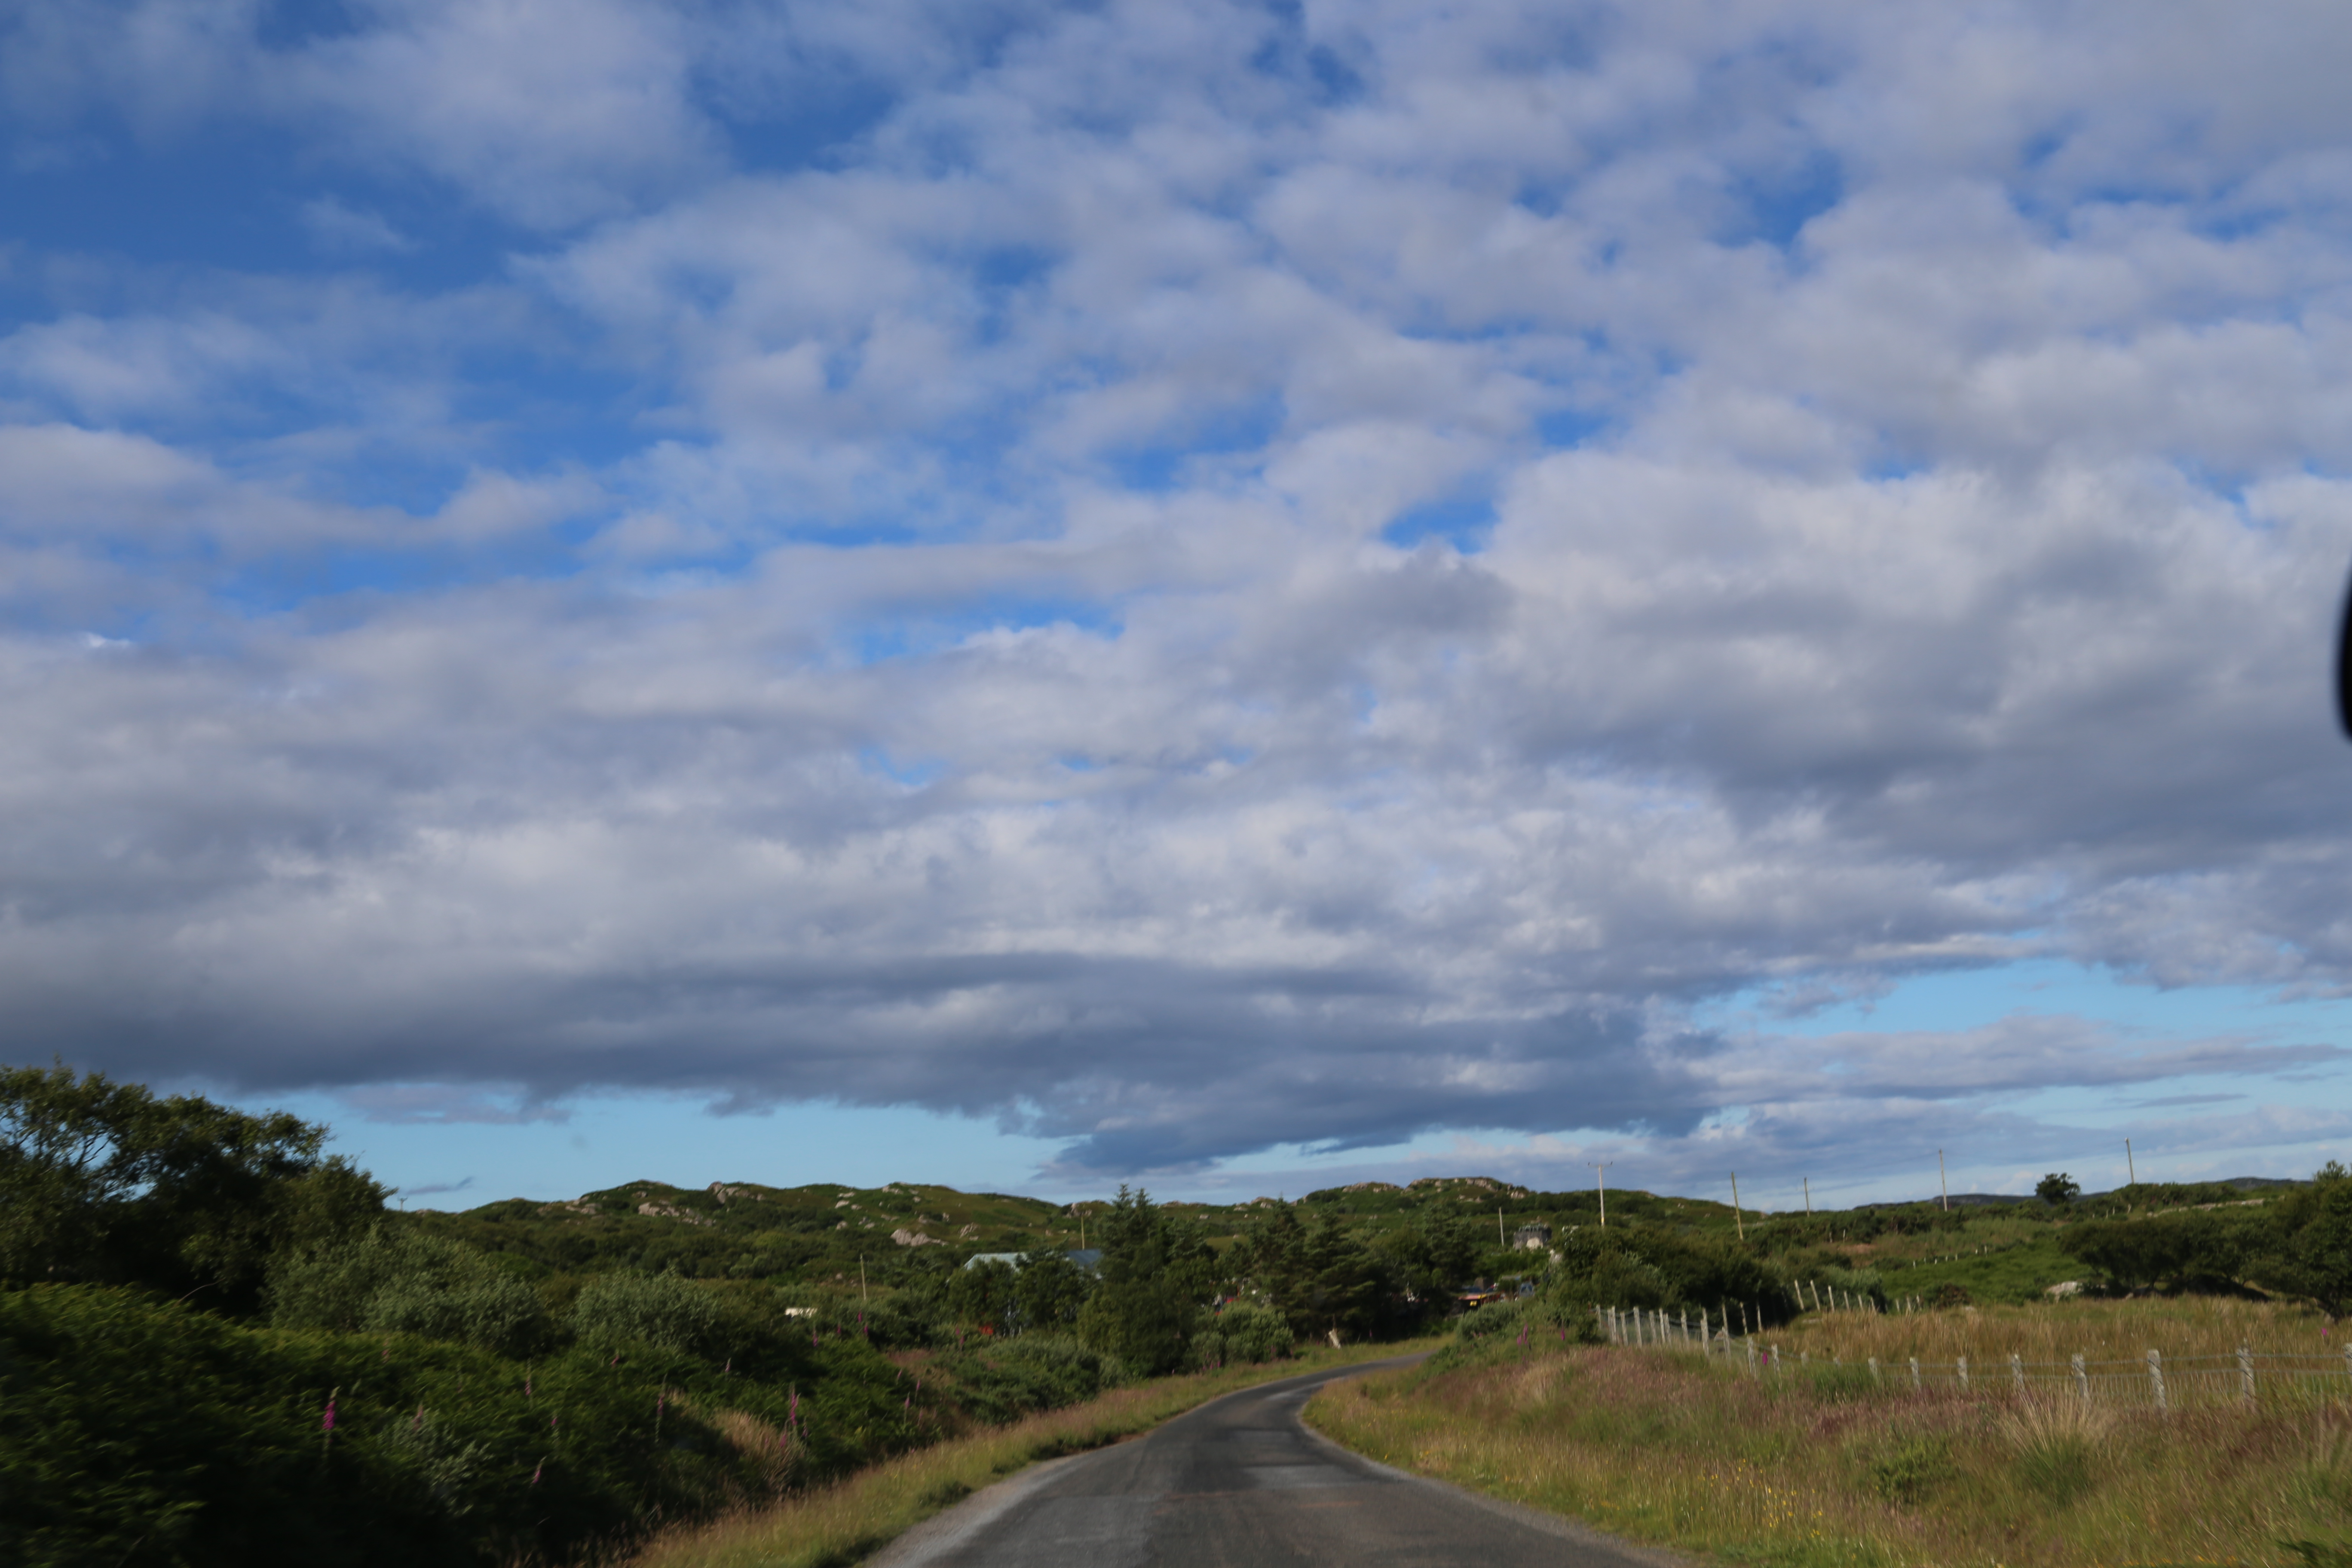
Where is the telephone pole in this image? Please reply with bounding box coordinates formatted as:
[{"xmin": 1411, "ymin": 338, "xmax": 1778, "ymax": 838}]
[
  {"xmin": 2125, "ymin": 1138, "xmax": 2136, "ymax": 1186},
  {"xmin": 1938, "ymin": 1149, "xmax": 1949, "ymax": 1211},
  {"xmin": 1729, "ymin": 1171, "xmax": 1744, "ymax": 1241},
  {"xmin": 1803, "ymin": 1177, "xmax": 1811, "ymax": 1217},
  {"xmin": 1590, "ymin": 1162, "xmax": 1612, "ymax": 1228}
]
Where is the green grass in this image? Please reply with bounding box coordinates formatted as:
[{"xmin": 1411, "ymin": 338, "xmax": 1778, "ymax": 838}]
[{"xmin": 1306, "ymin": 1300, "xmax": 2352, "ymax": 1568}]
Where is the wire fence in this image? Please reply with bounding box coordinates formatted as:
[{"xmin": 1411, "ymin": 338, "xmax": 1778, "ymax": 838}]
[{"xmin": 1591, "ymin": 1304, "xmax": 2352, "ymax": 1412}]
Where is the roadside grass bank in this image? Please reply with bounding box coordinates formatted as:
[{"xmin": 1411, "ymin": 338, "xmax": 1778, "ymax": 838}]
[
  {"xmin": 627, "ymin": 1337, "xmax": 1441, "ymax": 1568},
  {"xmin": 1305, "ymin": 1303, "xmax": 2352, "ymax": 1568},
  {"xmin": 1760, "ymin": 1295, "xmax": 2341, "ymax": 1371}
]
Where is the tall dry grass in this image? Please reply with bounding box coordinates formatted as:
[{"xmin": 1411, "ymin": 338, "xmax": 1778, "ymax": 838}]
[
  {"xmin": 625, "ymin": 1339, "xmax": 1437, "ymax": 1568},
  {"xmin": 1308, "ymin": 1309, "xmax": 2352, "ymax": 1568},
  {"xmin": 1766, "ymin": 1295, "xmax": 2340, "ymax": 1369}
]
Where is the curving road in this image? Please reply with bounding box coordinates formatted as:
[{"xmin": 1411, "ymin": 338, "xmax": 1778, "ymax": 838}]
[{"xmin": 868, "ymin": 1356, "xmax": 1685, "ymax": 1568}]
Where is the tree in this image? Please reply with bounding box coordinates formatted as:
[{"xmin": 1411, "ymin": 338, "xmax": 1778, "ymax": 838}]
[
  {"xmin": 0, "ymin": 1061, "xmax": 383, "ymax": 1309},
  {"xmin": 1013, "ymin": 1248, "xmax": 1094, "ymax": 1331},
  {"xmin": 945, "ymin": 1257, "xmax": 1020, "ymax": 1331},
  {"xmin": 1298, "ymin": 1215, "xmax": 1384, "ymax": 1343},
  {"xmin": 1075, "ymin": 1187, "xmax": 1218, "ymax": 1375},
  {"xmin": 2037, "ymin": 1172, "xmax": 2082, "ymax": 1205},
  {"xmin": 2060, "ymin": 1211, "xmax": 2245, "ymax": 1292},
  {"xmin": 1371, "ymin": 1214, "xmax": 1481, "ymax": 1304},
  {"xmin": 2245, "ymin": 1162, "xmax": 2352, "ymax": 1314}
]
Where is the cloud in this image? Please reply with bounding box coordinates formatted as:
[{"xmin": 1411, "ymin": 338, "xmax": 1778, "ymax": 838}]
[
  {"xmin": 3, "ymin": 1, "xmax": 2352, "ymax": 1194},
  {"xmin": 300, "ymin": 196, "xmax": 416, "ymax": 257}
]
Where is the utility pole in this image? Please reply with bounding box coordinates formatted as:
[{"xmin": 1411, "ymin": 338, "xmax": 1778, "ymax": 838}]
[
  {"xmin": 2125, "ymin": 1138, "xmax": 2136, "ymax": 1186},
  {"xmin": 1498, "ymin": 1206, "xmax": 1506, "ymax": 1247},
  {"xmin": 1938, "ymin": 1149, "xmax": 1949, "ymax": 1211},
  {"xmin": 861, "ymin": 1255, "xmax": 868, "ymax": 1303},
  {"xmin": 1590, "ymin": 1162, "xmax": 1612, "ymax": 1228},
  {"xmin": 1803, "ymin": 1177, "xmax": 1811, "ymax": 1217},
  {"xmin": 1729, "ymin": 1171, "xmax": 1744, "ymax": 1241}
]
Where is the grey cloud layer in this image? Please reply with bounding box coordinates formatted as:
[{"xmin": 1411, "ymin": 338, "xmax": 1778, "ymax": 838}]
[{"xmin": 3, "ymin": 0, "xmax": 2350, "ymax": 1180}]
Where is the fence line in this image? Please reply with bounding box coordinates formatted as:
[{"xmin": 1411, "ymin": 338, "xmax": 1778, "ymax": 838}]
[{"xmin": 1588, "ymin": 1304, "xmax": 2352, "ymax": 1412}]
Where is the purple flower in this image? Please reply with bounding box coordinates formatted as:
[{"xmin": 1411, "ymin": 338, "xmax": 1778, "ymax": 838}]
[
  {"xmin": 531, "ymin": 1458, "xmax": 543, "ymax": 1487},
  {"xmin": 322, "ymin": 1398, "xmax": 337, "ymax": 1434}
]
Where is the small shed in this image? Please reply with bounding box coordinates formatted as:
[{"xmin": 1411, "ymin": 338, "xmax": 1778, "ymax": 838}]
[{"xmin": 1512, "ymin": 1222, "xmax": 1553, "ymax": 1250}]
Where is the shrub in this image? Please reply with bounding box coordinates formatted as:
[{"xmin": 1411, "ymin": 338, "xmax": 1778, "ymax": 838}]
[
  {"xmin": 2000, "ymin": 1399, "xmax": 2108, "ymax": 1507},
  {"xmin": 363, "ymin": 1271, "xmax": 548, "ymax": 1358},
  {"xmin": 270, "ymin": 1225, "xmax": 550, "ymax": 1355},
  {"xmin": 0, "ymin": 1283, "xmax": 738, "ymax": 1568},
  {"xmin": 1193, "ymin": 1303, "xmax": 1294, "ymax": 1368},
  {"xmin": 940, "ymin": 1334, "xmax": 1124, "ymax": 1422},
  {"xmin": 568, "ymin": 1270, "xmax": 722, "ymax": 1357},
  {"xmin": 1864, "ymin": 1433, "xmax": 1953, "ymax": 1503}
]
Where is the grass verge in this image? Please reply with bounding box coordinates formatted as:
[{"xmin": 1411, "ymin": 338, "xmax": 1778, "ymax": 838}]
[
  {"xmin": 1305, "ymin": 1303, "xmax": 2352, "ymax": 1568},
  {"xmin": 627, "ymin": 1338, "xmax": 1439, "ymax": 1568}
]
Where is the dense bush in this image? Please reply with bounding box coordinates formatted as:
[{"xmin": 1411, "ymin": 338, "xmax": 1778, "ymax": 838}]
[
  {"xmin": 272, "ymin": 1226, "xmax": 552, "ymax": 1357},
  {"xmin": 935, "ymin": 1334, "xmax": 1126, "ymax": 1423},
  {"xmin": 364, "ymin": 1271, "xmax": 549, "ymax": 1359},
  {"xmin": 1550, "ymin": 1225, "xmax": 1795, "ymax": 1323},
  {"xmin": 568, "ymin": 1270, "xmax": 723, "ymax": 1356},
  {"xmin": 0, "ymin": 1284, "xmax": 741, "ymax": 1568},
  {"xmin": 1193, "ymin": 1302, "xmax": 1295, "ymax": 1368},
  {"xmin": 2061, "ymin": 1211, "xmax": 2252, "ymax": 1293}
]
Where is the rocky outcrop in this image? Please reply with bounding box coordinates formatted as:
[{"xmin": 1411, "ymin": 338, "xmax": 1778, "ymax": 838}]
[
  {"xmin": 637, "ymin": 1201, "xmax": 712, "ymax": 1226},
  {"xmin": 1408, "ymin": 1176, "xmax": 1530, "ymax": 1199},
  {"xmin": 538, "ymin": 1199, "xmax": 597, "ymax": 1218},
  {"xmin": 891, "ymin": 1227, "xmax": 943, "ymax": 1247},
  {"xmin": 708, "ymin": 1182, "xmax": 760, "ymax": 1205}
]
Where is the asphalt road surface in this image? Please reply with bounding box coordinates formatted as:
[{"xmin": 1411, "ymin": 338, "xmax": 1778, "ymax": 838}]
[{"xmin": 868, "ymin": 1355, "xmax": 1684, "ymax": 1568}]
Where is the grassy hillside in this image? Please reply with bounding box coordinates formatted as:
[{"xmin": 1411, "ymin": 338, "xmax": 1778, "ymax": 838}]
[
  {"xmin": 1308, "ymin": 1297, "xmax": 2352, "ymax": 1568},
  {"xmin": 404, "ymin": 1167, "xmax": 2320, "ymax": 1317}
]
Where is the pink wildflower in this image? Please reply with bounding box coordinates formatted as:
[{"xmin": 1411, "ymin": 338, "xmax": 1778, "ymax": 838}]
[
  {"xmin": 322, "ymin": 1397, "xmax": 337, "ymax": 1434},
  {"xmin": 531, "ymin": 1458, "xmax": 543, "ymax": 1486}
]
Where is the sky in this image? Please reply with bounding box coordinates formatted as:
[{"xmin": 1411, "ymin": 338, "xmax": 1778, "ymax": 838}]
[{"xmin": 6, "ymin": 0, "xmax": 2352, "ymax": 1210}]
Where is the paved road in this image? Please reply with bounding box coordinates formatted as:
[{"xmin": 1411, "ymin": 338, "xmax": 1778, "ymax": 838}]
[{"xmin": 868, "ymin": 1356, "xmax": 1684, "ymax": 1568}]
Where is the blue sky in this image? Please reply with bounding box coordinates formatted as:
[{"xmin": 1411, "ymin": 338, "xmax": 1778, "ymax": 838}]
[{"xmin": 6, "ymin": 0, "xmax": 2352, "ymax": 1208}]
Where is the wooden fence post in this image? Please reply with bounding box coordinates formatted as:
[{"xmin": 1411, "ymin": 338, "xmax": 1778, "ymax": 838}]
[
  {"xmin": 1868, "ymin": 1356, "xmax": 1882, "ymax": 1386},
  {"xmin": 1910, "ymin": 1356, "xmax": 1921, "ymax": 1390},
  {"xmin": 1746, "ymin": 1338, "xmax": 1758, "ymax": 1375},
  {"xmin": 2072, "ymin": 1353, "xmax": 2088, "ymax": 1404},
  {"xmin": 2239, "ymin": 1347, "xmax": 2254, "ymax": 1404},
  {"xmin": 2011, "ymin": 1353, "xmax": 2024, "ymax": 1394},
  {"xmin": 2147, "ymin": 1349, "xmax": 2166, "ymax": 1412},
  {"xmin": 1957, "ymin": 1355, "xmax": 1969, "ymax": 1391}
]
